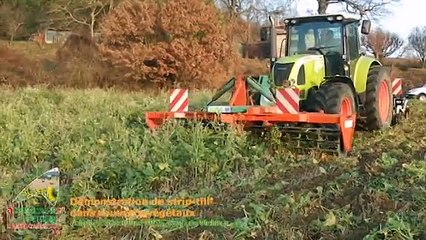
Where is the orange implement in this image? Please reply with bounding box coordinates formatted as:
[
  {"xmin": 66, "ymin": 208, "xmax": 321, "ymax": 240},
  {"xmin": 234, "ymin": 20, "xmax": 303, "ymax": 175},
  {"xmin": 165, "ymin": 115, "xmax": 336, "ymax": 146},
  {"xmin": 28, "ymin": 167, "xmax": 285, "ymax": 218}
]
[
  {"xmin": 145, "ymin": 75, "xmax": 357, "ymax": 155},
  {"xmin": 145, "ymin": 111, "xmax": 356, "ymax": 154}
]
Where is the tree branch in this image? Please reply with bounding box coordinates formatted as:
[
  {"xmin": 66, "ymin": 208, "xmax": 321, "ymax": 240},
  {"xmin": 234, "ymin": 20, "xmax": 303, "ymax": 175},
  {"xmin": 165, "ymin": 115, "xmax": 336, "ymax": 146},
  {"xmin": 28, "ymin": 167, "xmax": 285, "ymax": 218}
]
[{"xmin": 60, "ymin": 5, "xmax": 90, "ymax": 26}]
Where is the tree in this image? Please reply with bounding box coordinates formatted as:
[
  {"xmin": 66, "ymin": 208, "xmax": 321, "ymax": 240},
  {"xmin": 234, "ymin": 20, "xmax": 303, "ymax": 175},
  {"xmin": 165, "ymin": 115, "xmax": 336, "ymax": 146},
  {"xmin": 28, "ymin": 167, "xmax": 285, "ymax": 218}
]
[
  {"xmin": 217, "ymin": 0, "xmax": 241, "ymax": 17},
  {"xmin": 0, "ymin": 0, "xmax": 58, "ymax": 40},
  {"xmin": 98, "ymin": 0, "xmax": 237, "ymax": 88},
  {"xmin": 47, "ymin": 0, "xmax": 115, "ymax": 37},
  {"xmin": 0, "ymin": 1, "xmax": 47, "ymax": 42},
  {"xmin": 216, "ymin": 0, "xmax": 295, "ymax": 23},
  {"xmin": 408, "ymin": 26, "xmax": 426, "ymax": 68},
  {"xmin": 361, "ymin": 28, "xmax": 404, "ymax": 60},
  {"xmin": 315, "ymin": 0, "xmax": 399, "ymax": 19},
  {"xmin": 214, "ymin": 0, "xmax": 295, "ymax": 45},
  {"xmin": 0, "ymin": 3, "xmax": 27, "ymax": 42}
]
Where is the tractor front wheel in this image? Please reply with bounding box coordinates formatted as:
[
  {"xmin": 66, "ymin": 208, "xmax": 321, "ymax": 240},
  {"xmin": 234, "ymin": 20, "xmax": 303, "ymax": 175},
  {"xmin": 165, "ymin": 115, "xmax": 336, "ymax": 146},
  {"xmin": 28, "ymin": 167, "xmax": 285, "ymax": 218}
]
[
  {"xmin": 314, "ymin": 82, "xmax": 356, "ymax": 115},
  {"xmin": 364, "ymin": 67, "xmax": 393, "ymax": 130},
  {"xmin": 312, "ymin": 81, "xmax": 356, "ymax": 155}
]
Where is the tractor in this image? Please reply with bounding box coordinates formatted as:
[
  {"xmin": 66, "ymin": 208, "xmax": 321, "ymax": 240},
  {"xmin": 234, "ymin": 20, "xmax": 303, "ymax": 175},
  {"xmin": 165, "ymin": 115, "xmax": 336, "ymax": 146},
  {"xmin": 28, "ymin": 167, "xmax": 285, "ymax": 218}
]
[{"xmin": 146, "ymin": 14, "xmax": 409, "ymax": 155}]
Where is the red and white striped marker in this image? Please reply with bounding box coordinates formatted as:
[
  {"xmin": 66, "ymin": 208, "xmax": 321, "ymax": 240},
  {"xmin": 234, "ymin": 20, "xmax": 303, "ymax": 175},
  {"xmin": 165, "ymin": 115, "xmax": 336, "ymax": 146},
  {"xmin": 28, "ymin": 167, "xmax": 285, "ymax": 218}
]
[
  {"xmin": 169, "ymin": 89, "xmax": 189, "ymax": 112},
  {"xmin": 276, "ymin": 88, "xmax": 300, "ymax": 114},
  {"xmin": 392, "ymin": 78, "xmax": 403, "ymax": 96}
]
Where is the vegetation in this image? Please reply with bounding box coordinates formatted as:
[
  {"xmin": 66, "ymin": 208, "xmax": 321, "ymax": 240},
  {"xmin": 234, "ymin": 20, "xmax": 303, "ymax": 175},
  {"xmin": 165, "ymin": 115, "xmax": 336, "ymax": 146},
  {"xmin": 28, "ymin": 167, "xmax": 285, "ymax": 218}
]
[
  {"xmin": 98, "ymin": 0, "xmax": 238, "ymax": 88},
  {"xmin": 0, "ymin": 0, "xmax": 425, "ymax": 239},
  {"xmin": 361, "ymin": 28, "xmax": 405, "ymax": 61},
  {"xmin": 0, "ymin": 88, "xmax": 425, "ymax": 239}
]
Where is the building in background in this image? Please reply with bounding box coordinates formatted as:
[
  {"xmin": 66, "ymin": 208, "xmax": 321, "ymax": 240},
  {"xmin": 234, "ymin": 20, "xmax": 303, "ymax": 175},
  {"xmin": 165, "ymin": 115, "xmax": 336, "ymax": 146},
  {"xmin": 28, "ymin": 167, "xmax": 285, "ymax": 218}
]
[{"xmin": 29, "ymin": 29, "xmax": 72, "ymax": 45}]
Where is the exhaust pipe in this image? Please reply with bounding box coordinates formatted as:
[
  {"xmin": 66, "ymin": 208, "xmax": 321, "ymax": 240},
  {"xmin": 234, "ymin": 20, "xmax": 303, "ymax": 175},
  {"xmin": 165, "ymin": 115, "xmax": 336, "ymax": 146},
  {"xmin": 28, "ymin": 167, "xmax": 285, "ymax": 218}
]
[{"xmin": 269, "ymin": 16, "xmax": 277, "ymax": 70}]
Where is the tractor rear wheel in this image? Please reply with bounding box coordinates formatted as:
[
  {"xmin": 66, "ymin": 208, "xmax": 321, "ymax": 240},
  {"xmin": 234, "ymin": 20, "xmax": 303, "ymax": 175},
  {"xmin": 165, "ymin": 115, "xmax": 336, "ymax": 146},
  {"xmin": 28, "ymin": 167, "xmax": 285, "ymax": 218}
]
[{"xmin": 364, "ymin": 67, "xmax": 393, "ymax": 130}]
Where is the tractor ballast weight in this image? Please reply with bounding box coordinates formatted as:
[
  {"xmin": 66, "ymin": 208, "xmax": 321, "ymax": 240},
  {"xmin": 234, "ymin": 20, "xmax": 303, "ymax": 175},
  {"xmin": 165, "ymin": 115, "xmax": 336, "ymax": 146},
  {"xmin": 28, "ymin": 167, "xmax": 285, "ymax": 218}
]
[{"xmin": 146, "ymin": 14, "xmax": 408, "ymax": 155}]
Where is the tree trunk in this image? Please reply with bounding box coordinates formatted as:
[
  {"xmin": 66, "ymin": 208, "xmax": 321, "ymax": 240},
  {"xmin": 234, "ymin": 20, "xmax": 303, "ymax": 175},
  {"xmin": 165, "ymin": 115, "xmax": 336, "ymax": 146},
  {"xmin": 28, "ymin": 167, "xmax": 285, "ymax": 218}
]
[
  {"xmin": 230, "ymin": 0, "xmax": 238, "ymax": 17},
  {"xmin": 90, "ymin": 24, "xmax": 95, "ymax": 38},
  {"xmin": 9, "ymin": 34, "xmax": 14, "ymax": 45},
  {"xmin": 247, "ymin": 22, "xmax": 251, "ymax": 44},
  {"xmin": 9, "ymin": 23, "xmax": 23, "ymax": 45},
  {"xmin": 90, "ymin": 12, "xmax": 96, "ymax": 38},
  {"xmin": 317, "ymin": 0, "xmax": 329, "ymax": 14}
]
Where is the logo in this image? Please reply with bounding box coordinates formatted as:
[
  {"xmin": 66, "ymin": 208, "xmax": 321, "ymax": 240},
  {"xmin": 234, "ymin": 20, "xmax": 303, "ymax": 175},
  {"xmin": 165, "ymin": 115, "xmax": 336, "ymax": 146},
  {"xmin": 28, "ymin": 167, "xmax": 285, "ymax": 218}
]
[{"xmin": 2, "ymin": 167, "xmax": 63, "ymax": 235}]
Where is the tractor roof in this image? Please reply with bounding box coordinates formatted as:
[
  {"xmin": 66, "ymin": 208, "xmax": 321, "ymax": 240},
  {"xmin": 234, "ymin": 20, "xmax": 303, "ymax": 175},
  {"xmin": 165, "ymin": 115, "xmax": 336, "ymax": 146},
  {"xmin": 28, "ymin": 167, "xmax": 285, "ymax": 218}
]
[{"xmin": 284, "ymin": 14, "xmax": 359, "ymax": 24}]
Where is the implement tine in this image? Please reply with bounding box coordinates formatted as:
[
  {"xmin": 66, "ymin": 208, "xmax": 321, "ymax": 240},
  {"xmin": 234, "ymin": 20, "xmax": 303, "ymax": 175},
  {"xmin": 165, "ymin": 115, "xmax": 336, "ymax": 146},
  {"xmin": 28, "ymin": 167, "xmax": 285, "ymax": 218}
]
[{"xmin": 270, "ymin": 123, "xmax": 343, "ymax": 154}]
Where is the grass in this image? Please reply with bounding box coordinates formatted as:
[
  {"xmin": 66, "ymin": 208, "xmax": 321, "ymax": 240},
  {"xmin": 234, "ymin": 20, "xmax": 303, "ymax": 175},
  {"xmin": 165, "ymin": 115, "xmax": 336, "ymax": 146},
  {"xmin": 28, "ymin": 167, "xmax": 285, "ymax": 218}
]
[
  {"xmin": 0, "ymin": 40, "xmax": 59, "ymax": 60},
  {"xmin": 0, "ymin": 87, "xmax": 425, "ymax": 240}
]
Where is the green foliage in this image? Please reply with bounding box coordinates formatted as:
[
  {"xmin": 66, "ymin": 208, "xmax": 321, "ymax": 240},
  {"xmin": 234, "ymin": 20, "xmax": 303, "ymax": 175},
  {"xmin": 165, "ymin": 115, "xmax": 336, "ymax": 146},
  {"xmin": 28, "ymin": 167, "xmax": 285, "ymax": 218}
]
[{"xmin": 0, "ymin": 88, "xmax": 425, "ymax": 239}]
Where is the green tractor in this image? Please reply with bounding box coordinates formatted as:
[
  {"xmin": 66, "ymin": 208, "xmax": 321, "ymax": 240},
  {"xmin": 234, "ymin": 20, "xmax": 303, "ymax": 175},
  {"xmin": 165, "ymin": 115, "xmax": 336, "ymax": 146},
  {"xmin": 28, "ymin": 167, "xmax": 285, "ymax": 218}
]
[
  {"xmin": 255, "ymin": 14, "xmax": 394, "ymax": 130},
  {"xmin": 146, "ymin": 14, "xmax": 409, "ymax": 154}
]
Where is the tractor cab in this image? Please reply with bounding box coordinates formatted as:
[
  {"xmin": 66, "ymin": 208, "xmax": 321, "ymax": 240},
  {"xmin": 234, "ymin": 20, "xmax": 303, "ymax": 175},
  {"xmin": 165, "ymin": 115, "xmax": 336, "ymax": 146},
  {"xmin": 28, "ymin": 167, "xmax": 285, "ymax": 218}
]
[{"xmin": 270, "ymin": 14, "xmax": 371, "ymax": 88}]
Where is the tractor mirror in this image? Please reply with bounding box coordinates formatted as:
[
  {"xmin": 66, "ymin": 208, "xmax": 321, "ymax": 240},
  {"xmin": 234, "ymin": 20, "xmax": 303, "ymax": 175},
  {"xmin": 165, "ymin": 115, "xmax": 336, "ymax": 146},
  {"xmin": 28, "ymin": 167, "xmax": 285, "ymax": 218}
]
[{"xmin": 361, "ymin": 20, "xmax": 371, "ymax": 34}]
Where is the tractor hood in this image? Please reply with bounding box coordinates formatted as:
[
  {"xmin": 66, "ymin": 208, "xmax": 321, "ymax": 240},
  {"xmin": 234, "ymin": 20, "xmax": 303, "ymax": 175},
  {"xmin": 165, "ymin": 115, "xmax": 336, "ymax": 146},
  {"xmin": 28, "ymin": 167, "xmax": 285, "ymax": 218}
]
[{"xmin": 271, "ymin": 54, "xmax": 325, "ymax": 95}]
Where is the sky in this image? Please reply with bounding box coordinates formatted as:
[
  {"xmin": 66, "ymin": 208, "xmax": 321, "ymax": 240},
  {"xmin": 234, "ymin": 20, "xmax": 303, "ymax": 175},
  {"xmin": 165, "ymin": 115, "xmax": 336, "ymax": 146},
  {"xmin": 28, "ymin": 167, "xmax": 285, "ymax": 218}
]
[{"xmin": 295, "ymin": 0, "xmax": 425, "ymax": 40}]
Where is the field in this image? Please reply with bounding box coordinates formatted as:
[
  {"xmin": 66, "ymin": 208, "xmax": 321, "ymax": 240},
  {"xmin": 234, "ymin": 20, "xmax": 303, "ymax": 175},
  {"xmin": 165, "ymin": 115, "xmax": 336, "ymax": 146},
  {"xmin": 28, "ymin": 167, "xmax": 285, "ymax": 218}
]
[
  {"xmin": 2, "ymin": 0, "xmax": 426, "ymax": 237},
  {"xmin": 0, "ymin": 87, "xmax": 425, "ymax": 240}
]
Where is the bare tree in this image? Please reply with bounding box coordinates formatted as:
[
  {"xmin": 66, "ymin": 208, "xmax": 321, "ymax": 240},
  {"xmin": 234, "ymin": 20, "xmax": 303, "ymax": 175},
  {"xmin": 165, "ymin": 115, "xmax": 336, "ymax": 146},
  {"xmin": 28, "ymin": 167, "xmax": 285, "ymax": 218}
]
[
  {"xmin": 48, "ymin": 0, "xmax": 113, "ymax": 38},
  {"xmin": 216, "ymin": 0, "xmax": 295, "ymax": 22},
  {"xmin": 215, "ymin": 0, "xmax": 295, "ymax": 45},
  {"xmin": 216, "ymin": 0, "xmax": 244, "ymax": 17},
  {"xmin": 361, "ymin": 28, "xmax": 404, "ymax": 60},
  {"xmin": 408, "ymin": 26, "xmax": 426, "ymax": 68},
  {"xmin": 316, "ymin": 0, "xmax": 399, "ymax": 19},
  {"xmin": 0, "ymin": 3, "xmax": 27, "ymax": 43}
]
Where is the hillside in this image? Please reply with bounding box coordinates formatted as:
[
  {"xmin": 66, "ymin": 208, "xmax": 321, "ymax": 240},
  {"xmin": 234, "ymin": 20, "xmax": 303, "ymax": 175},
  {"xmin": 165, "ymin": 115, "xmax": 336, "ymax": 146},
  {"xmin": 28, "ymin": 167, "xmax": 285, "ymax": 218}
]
[
  {"xmin": 0, "ymin": 88, "xmax": 424, "ymax": 239},
  {"xmin": 1, "ymin": 40, "xmax": 426, "ymax": 91}
]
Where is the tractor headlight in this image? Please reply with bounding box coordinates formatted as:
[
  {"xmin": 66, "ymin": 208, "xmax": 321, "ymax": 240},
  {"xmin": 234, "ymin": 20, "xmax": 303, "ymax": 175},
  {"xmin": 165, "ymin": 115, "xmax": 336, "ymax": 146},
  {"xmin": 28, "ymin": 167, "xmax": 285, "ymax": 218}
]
[
  {"xmin": 327, "ymin": 16, "xmax": 334, "ymax": 21},
  {"xmin": 336, "ymin": 15, "xmax": 343, "ymax": 20}
]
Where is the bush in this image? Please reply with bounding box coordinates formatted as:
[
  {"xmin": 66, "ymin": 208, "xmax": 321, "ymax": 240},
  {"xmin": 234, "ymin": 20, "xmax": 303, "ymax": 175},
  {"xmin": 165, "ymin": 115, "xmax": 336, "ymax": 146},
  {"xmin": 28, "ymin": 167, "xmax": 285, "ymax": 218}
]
[
  {"xmin": 53, "ymin": 33, "xmax": 118, "ymax": 88},
  {"xmin": 0, "ymin": 44, "xmax": 48, "ymax": 87},
  {"xmin": 98, "ymin": 0, "xmax": 237, "ymax": 89}
]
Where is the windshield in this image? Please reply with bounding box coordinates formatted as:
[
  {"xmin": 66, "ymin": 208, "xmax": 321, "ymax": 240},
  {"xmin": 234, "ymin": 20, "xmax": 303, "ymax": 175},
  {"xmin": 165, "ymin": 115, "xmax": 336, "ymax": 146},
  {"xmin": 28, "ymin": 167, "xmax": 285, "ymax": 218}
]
[{"xmin": 288, "ymin": 21, "xmax": 343, "ymax": 55}]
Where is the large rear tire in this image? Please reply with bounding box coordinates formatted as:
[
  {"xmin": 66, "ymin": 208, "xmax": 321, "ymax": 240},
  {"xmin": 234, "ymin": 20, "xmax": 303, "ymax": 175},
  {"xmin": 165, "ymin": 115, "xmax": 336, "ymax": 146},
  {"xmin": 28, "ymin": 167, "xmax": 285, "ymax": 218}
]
[{"xmin": 364, "ymin": 67, "xmax": 393, "ymax": 130}]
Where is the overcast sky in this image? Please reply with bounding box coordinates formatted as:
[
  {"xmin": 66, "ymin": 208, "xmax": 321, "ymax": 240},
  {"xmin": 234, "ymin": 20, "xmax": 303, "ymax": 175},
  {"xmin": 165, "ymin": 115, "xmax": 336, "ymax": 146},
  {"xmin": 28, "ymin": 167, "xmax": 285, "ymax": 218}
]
[{"xmin": 295, "ymin": 0, "xmax": 424, "ymax": 40}]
